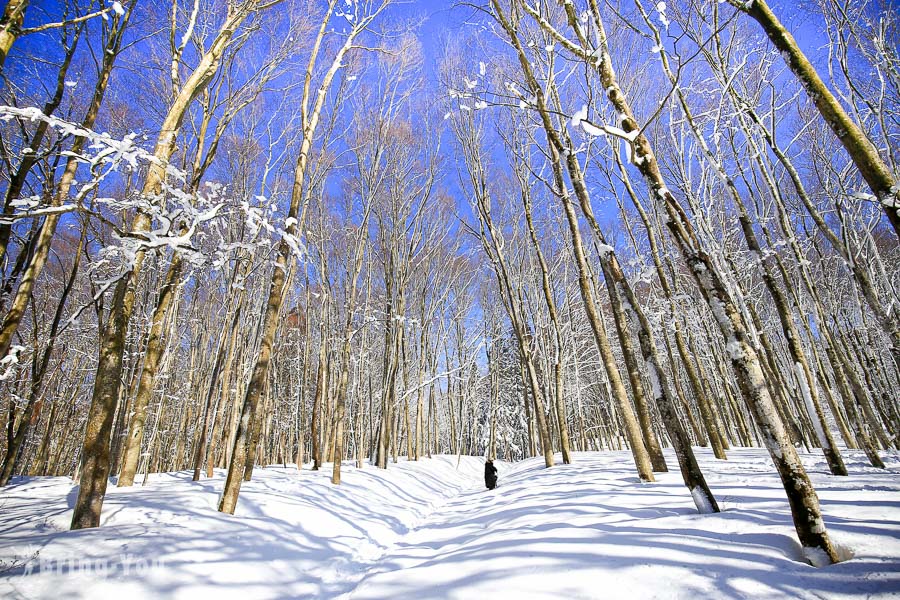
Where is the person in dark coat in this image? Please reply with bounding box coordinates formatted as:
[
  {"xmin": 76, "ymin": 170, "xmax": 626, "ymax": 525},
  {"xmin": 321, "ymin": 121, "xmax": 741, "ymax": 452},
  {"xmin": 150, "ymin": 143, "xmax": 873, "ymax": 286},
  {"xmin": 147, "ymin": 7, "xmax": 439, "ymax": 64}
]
[{"xmin": 484, "ymin": 459, "xmax": 498, "ymax": 490}]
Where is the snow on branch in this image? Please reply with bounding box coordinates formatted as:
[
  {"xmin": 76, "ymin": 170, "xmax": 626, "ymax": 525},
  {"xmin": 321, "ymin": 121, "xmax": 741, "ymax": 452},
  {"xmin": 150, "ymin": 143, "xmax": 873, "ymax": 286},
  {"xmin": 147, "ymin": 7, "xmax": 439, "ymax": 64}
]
[{"xmin": 0, "ymin": 104, "xmax": 305, "ymax": 274}]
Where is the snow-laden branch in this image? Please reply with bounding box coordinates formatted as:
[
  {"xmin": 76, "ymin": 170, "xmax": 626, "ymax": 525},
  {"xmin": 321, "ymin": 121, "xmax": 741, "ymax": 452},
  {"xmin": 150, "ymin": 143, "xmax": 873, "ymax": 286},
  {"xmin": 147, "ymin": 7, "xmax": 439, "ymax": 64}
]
[
  {"xmin": 0, "ymin": 104, "xmax": 304, "ymax": 272},
  {"xmin": 20, "ymin": 6, "xmax": 117, "ymax": 35}
]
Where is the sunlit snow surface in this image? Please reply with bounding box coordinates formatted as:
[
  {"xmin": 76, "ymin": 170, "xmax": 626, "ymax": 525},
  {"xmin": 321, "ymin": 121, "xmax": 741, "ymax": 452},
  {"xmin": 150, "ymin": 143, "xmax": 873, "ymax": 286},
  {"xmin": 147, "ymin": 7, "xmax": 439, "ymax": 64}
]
[{"xmin": 1, "ymin": 449, "xmax": 898, "ymax": 599}]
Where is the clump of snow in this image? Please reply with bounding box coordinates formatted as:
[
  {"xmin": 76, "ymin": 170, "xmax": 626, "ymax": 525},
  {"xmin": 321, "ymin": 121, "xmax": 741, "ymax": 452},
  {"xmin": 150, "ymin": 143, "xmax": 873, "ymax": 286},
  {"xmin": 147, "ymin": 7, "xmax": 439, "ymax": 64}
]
[
  {"xmin": 571, "ymin": 104, "xmax": 588, "ymax": 128},
  {"xmin": 603, "ymin": 124, "xmax": 638, "ymax": 141},
  {"xmin": 645, "ymin": 359, "xmax": 663, "ymax": 400},
  {"xmin": 656, "ymin": 1, "xmax": 670, "ymax": 29},
  {"xmin": 725, "ymin": 337, "xmax": 744, "ymax": 361},
  {"xmin": 581, "ymin": 120, "xmax": 605, "ymax": 137},
  {"xmin": 690, "ymin": 486, "xmax": 716, "ymax": 514},
  {"xmin": 802, "ymin": 546, "xmax": 832, "ymax": 568},
  {"xmin": 0, "ymin": 344, "xmax": 26, "ymax": 380},
  {"xmin": 795, "ymin": 362, "xmax": 827, "ymax": 446},
  {"xmin": 504, "ymin": 81, "xmax": 521, "ymax": 97}
]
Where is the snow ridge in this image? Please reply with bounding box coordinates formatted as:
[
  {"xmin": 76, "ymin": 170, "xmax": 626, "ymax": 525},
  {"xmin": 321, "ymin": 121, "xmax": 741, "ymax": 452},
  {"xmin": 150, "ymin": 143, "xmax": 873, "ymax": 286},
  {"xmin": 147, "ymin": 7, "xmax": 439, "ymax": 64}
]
[{"xmin": 1, "ymin": 450, "xmax": 899, "ymax": 599}]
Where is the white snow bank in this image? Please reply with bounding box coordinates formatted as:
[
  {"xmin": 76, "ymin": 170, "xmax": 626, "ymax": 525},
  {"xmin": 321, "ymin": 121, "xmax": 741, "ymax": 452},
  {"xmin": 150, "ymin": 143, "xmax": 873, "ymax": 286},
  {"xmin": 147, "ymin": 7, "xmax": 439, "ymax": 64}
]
[
  {"xmin": 1, "ymin": 449, "xmax": 898, "ymax": 599},
  {"xmin": 0, "ymin": 456, "xmax": 481, "ymax": 599},
  {"xmin": 349, "ymin": 448, "xmax": 900, "ymax": 599}
]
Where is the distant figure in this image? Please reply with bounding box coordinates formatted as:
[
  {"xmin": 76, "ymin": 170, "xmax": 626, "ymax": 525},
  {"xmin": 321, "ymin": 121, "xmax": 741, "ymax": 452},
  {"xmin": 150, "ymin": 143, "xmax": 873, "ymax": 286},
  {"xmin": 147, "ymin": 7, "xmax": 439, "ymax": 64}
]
[{"xmin": 484, "ymin": 460, "xmax": 498, "ymax": 490}]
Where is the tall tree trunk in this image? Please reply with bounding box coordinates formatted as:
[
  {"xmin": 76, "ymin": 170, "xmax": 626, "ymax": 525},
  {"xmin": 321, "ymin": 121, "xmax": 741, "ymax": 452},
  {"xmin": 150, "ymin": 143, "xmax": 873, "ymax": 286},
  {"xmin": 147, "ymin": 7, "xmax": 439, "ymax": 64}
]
[
  {"xmin": 552, "ymin": 84, "xmax": 719, "ymax": 505},
  {"xmin": 727, "ymin": 0, "xmax": 900, "ymax": 240},
  {"xmin": 0, "ymin": 6, "xmax": 129, "ymax": 362},
  {"xmin": 718, "ymin": 22, "xmax": 900, "ymax": 371},
  {"xmin": 640, "ymin": 12, "xmax": 848, "ymax": 474},
  {"xmin": 72, "ymin": 3, "xmax": 254, "ymax": 529},
  {"xmin": 0, "ymin": 19, "xmax": 81, "ymax": 262},
  {"xmin": 0, "ymin": 224, "xmax": 83, "ymax": 485},
  {"xmin": 193, "ymin": 298, "xmax": 243, "ymax": 481},
  {"xmin": 0, "ymin": 0, "xmax": 28, "ymax": 72},
  {"xmin": 517, "ymin": 165, "xmax": 573, "ymax": 464},
  {"xmin": 491, "ymin": 8, "xmax": 653, "ymax": 480},
  {"xmin": 117, "ymin": 254, "xmax": 184, "ymax": 486},
  {"xmin": 517, "ymin": 0, "xmax": 839, "ymax": 562},
  {"xmin": 310, "ymin": 324, "xmax": 327, "ymax": 470},
  {"xmin": 218, "ymin": 3, "xmax": 372, "ymax": 512},
  {"xmin": 453, "ymin": 118, "xmax": 556, "ymax": 467},
  {"xmin": 332, "ymin": 199, "xmax": 371, "ymax": 484},
  {"xmin": 414, "ymin": 326, "xmax": 427, "ymax": 461}
]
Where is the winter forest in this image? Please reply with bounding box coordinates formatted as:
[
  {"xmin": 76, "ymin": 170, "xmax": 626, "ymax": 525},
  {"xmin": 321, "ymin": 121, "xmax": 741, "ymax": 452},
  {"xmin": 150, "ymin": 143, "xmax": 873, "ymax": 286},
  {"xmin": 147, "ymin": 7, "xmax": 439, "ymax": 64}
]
[{"xmin": 0, "ymin": 0, "xmax": 898, "ymax": 597}]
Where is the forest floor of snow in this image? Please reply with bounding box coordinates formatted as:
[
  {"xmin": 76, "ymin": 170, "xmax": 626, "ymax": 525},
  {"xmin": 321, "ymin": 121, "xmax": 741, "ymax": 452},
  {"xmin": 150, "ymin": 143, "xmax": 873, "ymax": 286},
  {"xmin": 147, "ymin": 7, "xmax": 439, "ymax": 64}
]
[{"xmin": 0, "ymin": 448, "xmax": 898, "ymax": 599}]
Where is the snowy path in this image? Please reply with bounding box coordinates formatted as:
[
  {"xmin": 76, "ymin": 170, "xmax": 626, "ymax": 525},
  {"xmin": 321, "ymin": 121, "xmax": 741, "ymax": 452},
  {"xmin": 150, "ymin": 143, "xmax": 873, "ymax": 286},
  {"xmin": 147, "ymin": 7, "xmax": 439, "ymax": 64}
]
[
  {"xmin": 344, "ymin": 451, "xmax": 900, "ymax": 598},
  {"xmin": 1, "ymin": 449, "xmax": 899, "ymax": 599},
  {"xmin": 0, "ymin": 455, "xmax": 486, "ymax": 599}
]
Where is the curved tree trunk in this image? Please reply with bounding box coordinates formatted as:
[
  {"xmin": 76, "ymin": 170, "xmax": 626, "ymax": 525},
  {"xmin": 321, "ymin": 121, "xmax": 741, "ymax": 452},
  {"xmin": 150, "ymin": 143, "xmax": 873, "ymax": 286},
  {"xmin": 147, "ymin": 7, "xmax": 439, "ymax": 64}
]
[
  {"xmin": 72, "ymin": 2, "xmax": 253, "ymax": 529},
  {"xmin": 728, "ymin": 0, "xmax": 900, "ymax": 240},
  {"xmin": 219, "ymin": 2, "xmax": 375, "ymax": 511},
  {"xmin": 515, "ymin": 0, "xmax": 839, "ymax": 563},
  {"xmin": 0, "ymin": 0, "xmax": 28, "ymax": 72}
]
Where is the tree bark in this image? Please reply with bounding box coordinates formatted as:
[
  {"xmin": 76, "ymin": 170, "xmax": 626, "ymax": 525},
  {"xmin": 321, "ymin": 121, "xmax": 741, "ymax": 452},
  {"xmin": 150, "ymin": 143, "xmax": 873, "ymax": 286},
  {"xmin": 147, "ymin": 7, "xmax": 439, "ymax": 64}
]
[
  {"xmin": 728, "ymin": 0, "xmax": 900, "ymax": 239},
  {"xmin": 518, "ymin": 0, "xmax": 838, "ymax": 562},
  {"xmin": 219, "ymin": 2, "xmax": 374, "ymax": 511},
  {"xmin": 73, "ymin": 3, "xmax": 254, "ymax": 529},
  {"xmin": 0, "ymin": 0, "xmax": 28, "ymax": 72},
  {"xmin": 491, "ymin": 3, "xmax": 654, "ymax": 481}
]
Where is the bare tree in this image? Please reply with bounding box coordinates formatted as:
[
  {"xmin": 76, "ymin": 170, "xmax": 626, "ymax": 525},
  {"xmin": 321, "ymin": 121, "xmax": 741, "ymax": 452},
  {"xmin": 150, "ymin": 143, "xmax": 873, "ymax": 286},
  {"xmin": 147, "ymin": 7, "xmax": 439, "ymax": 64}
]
[
  {"xmin": 514, "ymin": 0, "xmax": 839, "ymax": 562},
  {"xmin": 219, "ymin": 0, "xmax": 392, "ymax": 514},
  {"xmin": 71, "ymin": 0, "xmax": 271, "ymax": 530},
  {"xmin": 725, "ymin": 0, "xmax": 900, "ymax": 240}
]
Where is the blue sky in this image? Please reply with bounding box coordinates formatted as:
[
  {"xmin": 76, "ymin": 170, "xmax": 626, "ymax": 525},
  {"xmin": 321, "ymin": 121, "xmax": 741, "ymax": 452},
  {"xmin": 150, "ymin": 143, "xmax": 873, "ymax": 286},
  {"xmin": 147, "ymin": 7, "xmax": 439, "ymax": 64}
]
[{"xmin": 4, "ymin": 0, "xmax": 879, "ymax": 250}]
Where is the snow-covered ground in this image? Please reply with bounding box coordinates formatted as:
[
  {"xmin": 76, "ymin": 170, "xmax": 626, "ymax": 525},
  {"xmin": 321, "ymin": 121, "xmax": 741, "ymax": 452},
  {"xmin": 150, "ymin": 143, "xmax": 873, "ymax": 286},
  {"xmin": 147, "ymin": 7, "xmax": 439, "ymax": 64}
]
[{"xmin": 1, "ymin": 448, "xmax": 898, "ymax": 599}]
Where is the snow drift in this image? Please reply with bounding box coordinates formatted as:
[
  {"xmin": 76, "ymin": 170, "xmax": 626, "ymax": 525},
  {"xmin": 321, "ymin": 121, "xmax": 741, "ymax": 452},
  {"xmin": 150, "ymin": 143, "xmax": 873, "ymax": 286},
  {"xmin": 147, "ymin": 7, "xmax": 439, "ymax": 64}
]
[{"xmin": 0, "ymin": 449, "xmax": 898, "ymax": 599}]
